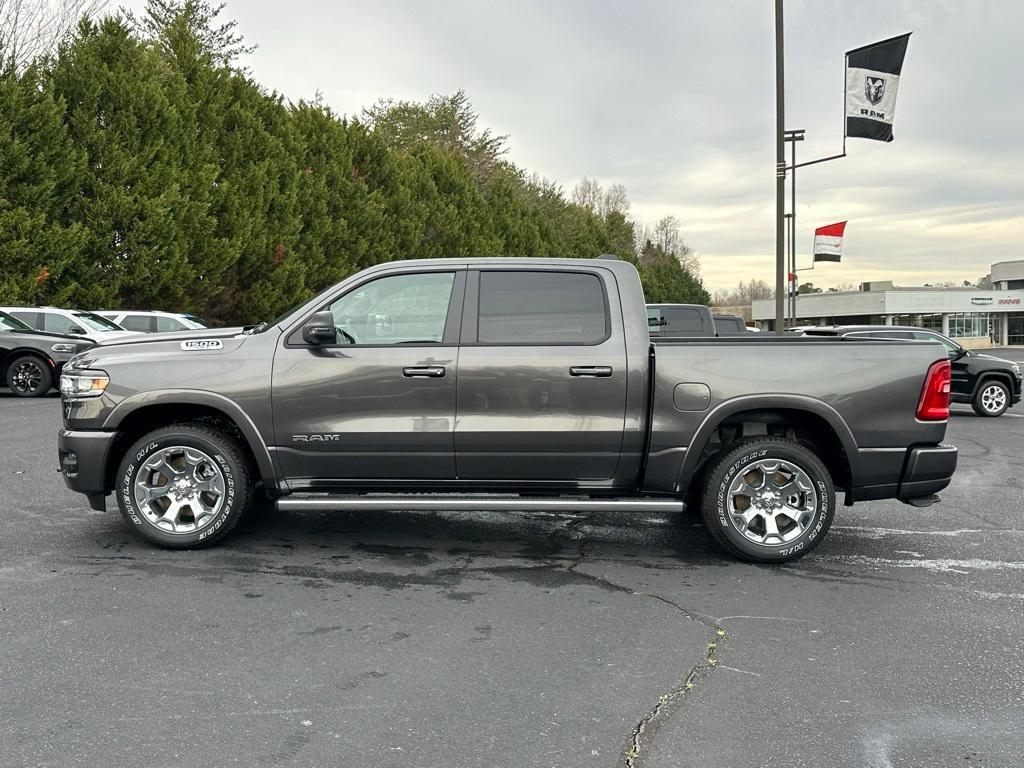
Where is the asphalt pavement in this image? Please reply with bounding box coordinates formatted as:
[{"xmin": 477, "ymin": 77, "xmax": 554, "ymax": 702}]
[{"xmin": 2, "ymin": 362, "xmax": 1023, "ymax": 767}]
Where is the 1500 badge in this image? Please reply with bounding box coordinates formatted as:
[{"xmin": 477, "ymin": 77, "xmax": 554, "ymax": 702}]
[{"xmin": 180, "ymin": 339, "xmax": 224, "ymax": 350}]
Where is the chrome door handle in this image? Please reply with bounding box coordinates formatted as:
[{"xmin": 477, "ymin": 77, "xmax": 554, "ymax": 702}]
[
  {"xmin": 403, "ymin": 366, "xmax": 446, "ymax": 378},
  {"xmin": 569, "ymin": 366, "xmax": 613, "ymax": 377}
]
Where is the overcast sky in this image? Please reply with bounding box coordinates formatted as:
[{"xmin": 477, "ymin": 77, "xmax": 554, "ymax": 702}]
[{"xmin": 119, "ymin": 0, "xmax": 1024, "ymax": 292}]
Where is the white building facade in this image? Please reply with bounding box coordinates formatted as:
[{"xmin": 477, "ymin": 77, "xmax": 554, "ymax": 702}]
[{"xmin": 752, "ymin": 260, "xmax": 1024, "ymax": 346}]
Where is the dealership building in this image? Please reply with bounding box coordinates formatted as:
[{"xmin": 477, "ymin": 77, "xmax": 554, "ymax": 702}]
[{"xmin": 752, "ymin": 260, "xmax": 1024, "ymax": 346}]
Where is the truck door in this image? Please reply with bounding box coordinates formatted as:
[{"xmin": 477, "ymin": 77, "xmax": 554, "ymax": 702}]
[
  {"xmin": 272, "ymin": 269, "xmax": 464, "ymax": 482},
  {"xmin": 455, "ymin": 267, "xmax": 628, "ymax": 481}
]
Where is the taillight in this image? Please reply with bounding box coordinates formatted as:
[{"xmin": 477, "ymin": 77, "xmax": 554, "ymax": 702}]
[{"xmin": 917, "ymin": 359, "xmax": 951, "ymax": 420}]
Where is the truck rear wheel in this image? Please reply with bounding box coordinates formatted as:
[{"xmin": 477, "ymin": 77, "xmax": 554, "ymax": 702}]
[
  {"xmin": 701, "ymin": 437, "xmax": 835, "ymax": 563},
  {"xmin": 115, "ymin": 424, "xmax": 253, "ymax": 548}
]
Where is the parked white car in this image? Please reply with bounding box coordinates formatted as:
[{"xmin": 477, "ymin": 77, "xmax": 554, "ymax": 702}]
[
  {"xmin": 0, "ymin": 307, "xmax": 140, "ymax": 343},
  {"xmin": 94, "ymin": 310, "xmax": 208, "ymax": 334}
]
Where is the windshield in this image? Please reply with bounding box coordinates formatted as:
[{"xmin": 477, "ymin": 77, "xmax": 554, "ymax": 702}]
[
  {"xmin": 0, "ymin": 311, "xmax": 32, "ymax": 331},
  {"xmin": 73, "ymin": 311, "xmax": 125, "ymax": 331}
]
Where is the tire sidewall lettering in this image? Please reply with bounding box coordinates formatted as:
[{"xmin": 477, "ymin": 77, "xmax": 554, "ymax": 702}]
[{"xmin": 120, "ymin": 436, "xmax": 235, "ymax": 537}]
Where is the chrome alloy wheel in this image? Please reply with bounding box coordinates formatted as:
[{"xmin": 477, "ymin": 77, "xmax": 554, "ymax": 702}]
[
  {"xmin": 133, "ymin": 446, "xmax": 226, "ymax": 534},
  {"xmin": 727, "ymin": 458, "xmax": 817, "ymax": 547},
  {"xmin": 11, "ymin": 360, "xmax": 44, "ymax": 393},
  {"xmin": 981, "ymin": 384, "xmax": 1007, "ymax": 414}
]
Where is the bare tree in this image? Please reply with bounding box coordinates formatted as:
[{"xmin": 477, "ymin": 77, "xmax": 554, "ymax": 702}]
[
  {"xmin": 0, "ymin": 0, "xmax": 105, "ymax": 71},
  {"xmin": 571, "ymin": 177, "xmax": 630, "ymax": 221},
  {"xmin": 641, "ymin": 215, "xmax": 700, "ymax": 278},
  {"xmin": 713, "ymin": 279, "xmax": 774, "ymax": 306}
]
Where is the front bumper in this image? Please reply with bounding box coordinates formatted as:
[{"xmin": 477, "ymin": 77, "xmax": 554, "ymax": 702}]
[
  {"xmin": 58, "ymin": 428, "xmax": 118, "ymax": 511},
  {"xmin": 897, "ymin": 444, "xmax": 958, "ymax": 501}
]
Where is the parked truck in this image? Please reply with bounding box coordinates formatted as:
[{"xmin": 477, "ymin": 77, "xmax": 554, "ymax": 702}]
[{"xmin": 58, "ymin": 257, "xmax": 957, "ymax": 562}]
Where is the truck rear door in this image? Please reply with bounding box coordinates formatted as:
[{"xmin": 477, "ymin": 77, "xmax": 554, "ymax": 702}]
[{"xmin": 455, "ymin": 267, "xmax": 628, "ymax": 481}]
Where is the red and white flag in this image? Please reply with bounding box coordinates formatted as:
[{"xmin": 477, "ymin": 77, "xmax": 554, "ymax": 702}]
[{"xmin": 813, "ymin": 221, "xmax": 847, "ymax": 262}]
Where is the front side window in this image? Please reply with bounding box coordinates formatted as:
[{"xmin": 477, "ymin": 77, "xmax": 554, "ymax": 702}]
[
  {"xmin": 43, "ymin": 312, "xmax": 77, "ymax": 334},
  {"xmin": 911, "ymin": 330, "xmax": 960, "ymax": 354},
  {"xmin": 326, "ymin": 272, "xmax": 455, "ymax": 345},
  {"xmin": 0, "ymin": 312, "xmax": 32, "ymax": 331},
  {"xmin": 477, "ymin": 271, "xmax": 608, "ymax": 344},
  {"xmin": 156, "ymin": 316, "xmax": 187, "ymax": 332}
]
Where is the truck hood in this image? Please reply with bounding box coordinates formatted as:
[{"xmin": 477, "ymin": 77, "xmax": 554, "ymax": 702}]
[
  {"xmin": 70, "ymin": 327, "xmax": 253, "ymax": 369},
  {"xmin": 96, "ymin": 327, "xmax": 246, "ymax": 346}
]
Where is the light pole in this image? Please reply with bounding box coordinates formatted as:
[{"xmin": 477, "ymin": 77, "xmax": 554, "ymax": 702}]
[{"xmin": 774, "ymin": 0, "xmax": 786, "ymax": 335}]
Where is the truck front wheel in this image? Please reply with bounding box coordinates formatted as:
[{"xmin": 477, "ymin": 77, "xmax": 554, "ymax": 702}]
[
  {"xmin": 701, "ymin": 437, "xmax": 835, "ymax": 563},
  {"xmin": 115, "ymin": 424, "xmax": 253, "ymax": 548}
]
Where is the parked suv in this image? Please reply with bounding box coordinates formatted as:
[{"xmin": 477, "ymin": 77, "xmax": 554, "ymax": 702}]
[
  {"xmin": 95, "ymin": 310, "xmax": 208, "ymax": 334},
  {"xmin": 803, "ymin": 326, "xmax": 1022, "ymax": 417},
  {"xmin": 0, "ymin": 307, "xmax": 138, "ymax": 344},
  {"xmin": 1, "ymin": 311, "xmax": 94, "ymax": 397}
]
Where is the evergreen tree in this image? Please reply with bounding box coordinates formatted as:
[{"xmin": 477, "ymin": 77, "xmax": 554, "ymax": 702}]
[{"xmin": 0, "ymin": 1, "xmax": 707, "ymax": 323}]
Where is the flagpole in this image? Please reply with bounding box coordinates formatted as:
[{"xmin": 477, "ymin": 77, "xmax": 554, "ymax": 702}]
[{"xmin": 774, "ymin": 0, "xmax": 786, "ymax": 335}]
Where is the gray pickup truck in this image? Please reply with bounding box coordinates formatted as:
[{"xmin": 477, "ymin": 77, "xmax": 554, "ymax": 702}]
[{"xmin": 58, "ymin": 257, "xmax": 957, "ymax": 562}]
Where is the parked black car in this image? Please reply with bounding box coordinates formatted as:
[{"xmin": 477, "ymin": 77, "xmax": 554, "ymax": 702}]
[
  {"xmin": 803, "ymin": 325, "xmax": 1022, "ymax": 417},
  {"xmin": 1, "ymin": 311, "xmax": 95, "ymax": 397}
]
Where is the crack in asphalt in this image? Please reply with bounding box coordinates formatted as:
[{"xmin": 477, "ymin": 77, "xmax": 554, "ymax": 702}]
[{"xmin": 544, "ymin": 523, "xmax": 726, "ymax": 768}]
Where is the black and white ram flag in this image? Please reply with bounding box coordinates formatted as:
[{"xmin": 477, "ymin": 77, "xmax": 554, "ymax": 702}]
[{"xmin": 845, "ymin": 33, "xmax": 911, "ymax": 142}]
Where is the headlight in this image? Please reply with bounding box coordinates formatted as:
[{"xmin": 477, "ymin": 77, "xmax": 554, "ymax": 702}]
[
  {"xmin": 51, "ymin": 343, "xmax": 77, "ymax": 353},
  {"xmin": 1012, "ymin": 363, "xmax": 1021, "ymax": 376},
  {"xmin": 59, "ymin": 370, "xmax": 110, "ymax": 398}
]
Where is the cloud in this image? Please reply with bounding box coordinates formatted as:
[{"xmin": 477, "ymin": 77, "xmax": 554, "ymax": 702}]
[{"xmin": 116, "ymin": 0, "xmax": 1023, "ymax": 291}]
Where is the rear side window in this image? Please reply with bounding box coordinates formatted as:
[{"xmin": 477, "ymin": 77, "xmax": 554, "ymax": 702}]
[
  {"xmin": 11, "ymin": 311, "xmax": 41, "ymax": 330},
  {"xmin": 477, "ymin": 271, "xmax": 608, "ymax": 344},
  {"xmin": 122, "ymin": 315, "xmax": 156, "ymax": 332}
]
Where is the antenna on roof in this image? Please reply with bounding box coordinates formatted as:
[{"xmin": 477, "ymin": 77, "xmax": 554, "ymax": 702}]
[{"xmin": 594, "ymin": 253, "xmax": 619, "ymax": 261}]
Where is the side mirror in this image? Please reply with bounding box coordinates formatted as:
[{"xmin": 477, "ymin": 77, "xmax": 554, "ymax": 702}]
[
  {"xmin": 302, "ymin": 311, "xmax": 337, "ymax": 345},
  {"xmin": 68, "ymin": 326, "xmax": 87, "ymax": 335},
  {"xmin": 951, "ymin": 346, "xmax": 967, "ymax": 360}
]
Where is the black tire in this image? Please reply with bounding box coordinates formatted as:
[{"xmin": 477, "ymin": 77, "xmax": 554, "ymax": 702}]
[
  {"xmin": 115, "ymin": 424, "xmax": 253, "ymax": 548},
  {"xmin": 701, "ymin": 436, "xmax": 835, "ymax": 564},
  {"xmin": 6, "ymin": 355, "xmax": 53, "ymax": 397},
  {"xmin": 971, "ymin": 379, "xmax": 1009, "ymax": 417}
]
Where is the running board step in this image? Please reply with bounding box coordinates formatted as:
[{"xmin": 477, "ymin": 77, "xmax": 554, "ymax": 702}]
[{"xmin": 275, "ymin": 495, "xmax": 684, "ymax": 514}]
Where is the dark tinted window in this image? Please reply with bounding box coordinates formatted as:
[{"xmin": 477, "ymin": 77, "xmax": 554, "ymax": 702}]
[
  {"xmin": 122, "ymin": 315, "xmax": 156, "ymax": 332},
  {"xmin": 714, "ymin": 316, "xmax": 746, "ymax": 334},
  {"xmin": 478, "ymin": 271, "xmax": 608, "ymax": 344},
  {"xmin": 11, "ymin": 311, "xmax": 41, "ymax": 330},
  {"xmin": 650, "ymin": 307, "xmax": 709, "ymax": 336}
]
